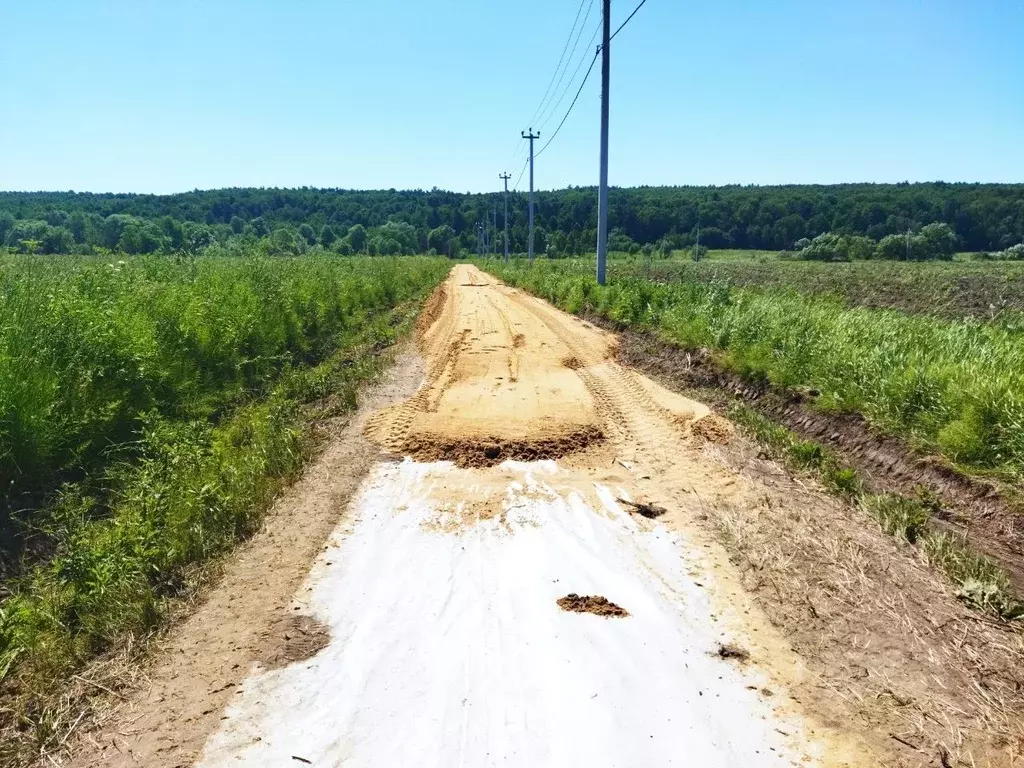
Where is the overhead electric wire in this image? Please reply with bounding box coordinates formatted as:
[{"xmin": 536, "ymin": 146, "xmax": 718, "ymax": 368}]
[
  {"xmin": 530, "ymin": 0, "xmax": 597, "ymax": 131},
  {"xmin": 534, "ymin": 50, "xmax": 599, "ymax": 159},
  {"xmin": 534, "ymin": 0, "xmax": 650, "ymax": 160},
  {"xmin": 610, "ymin": 0, "xmax": 648, "ymax": 43},
  {"xmin": 504, "ymin": 0, "xmax": 591, "ymax": 174},
  {"xmin": 512, "ymin": 153, "xmax": 530, "ymax": 192},
  {"xmin": 535, "ymin": 21, "xmax": 602, "ymax": 133},
  {"xmin": 510, "ymin": 0, "xmax": 651, "ymax": 191},
  {"xmin": 524, "ymin": 0, "xmax": 591, "ymax": 130}
]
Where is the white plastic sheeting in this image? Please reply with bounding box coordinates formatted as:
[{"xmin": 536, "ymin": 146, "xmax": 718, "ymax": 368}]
[{"xmin": 197, "ymin": 460, "xmax": 822, "ymax": 768}]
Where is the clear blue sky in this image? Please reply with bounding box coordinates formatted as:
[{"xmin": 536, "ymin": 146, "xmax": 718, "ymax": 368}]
[{"xmin": 1, "ymin": 0, "xmax": 1022, "ymax": 194}]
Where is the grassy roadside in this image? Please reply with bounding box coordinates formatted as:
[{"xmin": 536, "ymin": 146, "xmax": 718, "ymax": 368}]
[
  {"xmin": 728, "ymin": 404, "xmax": 1022, "ymax": 619},
  {"xmin": 486, "ymin": 259, "xmax": 1024, "ymax": 484},
  {"xmin": 0, "ymin": 254, "xmax": 448, "ymax": 763}
]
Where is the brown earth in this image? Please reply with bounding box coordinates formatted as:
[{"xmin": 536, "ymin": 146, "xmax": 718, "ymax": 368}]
[{"xmin": 557, "ymin": 594, "xmax": 629, "ymax": 617}]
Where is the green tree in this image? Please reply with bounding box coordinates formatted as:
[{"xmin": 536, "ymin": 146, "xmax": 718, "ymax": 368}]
[
  {"xmin": 877, "ymin": 233, "xmax": 907, "ymax": 260},
  {"xmin": 41, "ymin": 226, "xmax": 75, "ymax": 254},
  {"xmin": 608, "ymin": 228, "xmax": 635, "ymax": 253},
  {"xmin": 230, "ymin": 215, "xmax": 246, "ymax": 235},
  {"xmin": 346, "ymin": 224, "xmax": 367, "ymax": 253},
  {"xmin": 320, "ymin": 225, "xmax": 337, "ymax": 247},
  {"xmin": 68, "ymin": 211, "xmax": 89, "ymax": 243},
  {"xmin": 0, "ymin": 211, "xmax": 14, "ymax": 244},
  {"xmin": 375, "ymin": 221, "xmax": 418, "ymax": 254},
  {"xmin": 918, "ymin": 222, "xmax": 958, "ymax": 260},
  {"xmin": 182, "ymin": 222, "xmax": 214, "ymax": 254},
  {"xmin": 298, "ymin": 223, "xmax": 317, "ymax": 246},
  {"xmin": 250, "ymin": 216, "xmax": 269, "ymax": 237},
  {"xmin": 159, "ymin": 217, "xmax": 185, "ymax": 249},
  {"xmin": 119, "ymin": 220, "xmax": 167, "ymax": 254},
  {"xmin": 427, "ymin": 224, "xmax": 455, "ymax": 256}
]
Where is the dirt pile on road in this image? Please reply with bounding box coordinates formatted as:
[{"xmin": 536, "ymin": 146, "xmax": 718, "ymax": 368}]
[
  {"xmin": 365, "ymin": 265, "xmax": 614, "ymax": 466},
  {"xmin": 557, "ymin": 594, "xmax": 629, "ymax": 617},
  {"xmin": 365, "ymin": 265, "xmax": 723, "ymax": 468}
]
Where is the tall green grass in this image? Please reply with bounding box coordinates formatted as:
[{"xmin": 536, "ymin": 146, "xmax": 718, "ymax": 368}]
[
  {"xmin": 0, "ymin": 252, "xmax": 447, "ymax": 745},
  {"xmin": 1, "ymin": 253, "xmax": 445, "ymax": 555},
  {"xmin": 487, "ymin": 260, "xmax": 1024, "ymax": 482}
]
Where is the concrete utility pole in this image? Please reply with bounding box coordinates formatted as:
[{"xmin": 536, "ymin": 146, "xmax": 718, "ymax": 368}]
[
  {"xmin": 499, "ymin": 172, "xmax": 511, "ymax": 262},
  {"xmin": 522, "ymin": 129, "xmax": 540, "ymax": 263},
  {"xmin": 595, "ymin": 0, "xmax": 611, "ymax": 285}
]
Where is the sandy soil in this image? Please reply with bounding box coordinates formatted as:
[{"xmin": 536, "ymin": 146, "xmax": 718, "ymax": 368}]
[
  {"xmin": 189, "ymin": 266, "xmax": 876, "ymax": 768},
  {"xmin": 66, "ymin": 265, "xmax": 1022, "ymax": 768}
]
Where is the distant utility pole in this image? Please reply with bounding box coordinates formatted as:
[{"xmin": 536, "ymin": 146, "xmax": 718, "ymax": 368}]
[
  {"xmin": 499, "ymin": 172, "xmax": 511, "ymax": 262},
  {"xmin": 522, "ymin": 129, "xmax": 540, "ymax": 263},
  {"xmin": 906, "ymin": 212, "xmax": 912, "ymax": 261},
  {"xmin": 595, "ymin": 0, "xmax": 611, "ymax": 286},
  {"xmin": 492, "ymin": 207, "xmax": 497, "ymax": 257}
]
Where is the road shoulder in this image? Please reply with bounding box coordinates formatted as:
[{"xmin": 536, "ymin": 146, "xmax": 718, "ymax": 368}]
[{"xmin": 66, "ymin": 350, "xmax": 425, "ymax": 768}]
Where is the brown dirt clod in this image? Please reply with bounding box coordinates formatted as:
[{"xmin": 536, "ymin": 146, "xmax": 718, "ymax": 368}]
[
  {"xmin": 617, "ymin": 497, "xmax": 668, "ymax": 519},
  {"xmin": 691, "ymin": 414, "xmax": 735, "ymax": 445},
  {"xmin": 259, "ymin": 614, "xmax": 330, "ymax": 670},
  {"xmin": 715, "ymin": 643, "xmax": 751, "ymax": 662},
  {"xmin": 398, "ymin": 426, "xmax": 605, "ymax": 469},
  {"xmin": 557, "ymin": 593, "xmax": 629, "ymax": 617}
]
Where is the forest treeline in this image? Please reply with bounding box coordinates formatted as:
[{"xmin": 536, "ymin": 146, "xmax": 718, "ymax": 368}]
[{"xmin": 1, "ymin": 182, "xmax": 1022, "ymax": 256}]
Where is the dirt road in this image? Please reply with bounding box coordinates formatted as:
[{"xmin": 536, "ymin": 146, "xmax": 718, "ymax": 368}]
[{"xmin": 182, "ymin": 265, "xmax": 871, "ymax": 767}]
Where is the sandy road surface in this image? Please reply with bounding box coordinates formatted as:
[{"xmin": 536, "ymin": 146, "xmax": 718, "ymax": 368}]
[{"xmin": 193, "ymin": 265, "xmax": 873, "ymax": 767}]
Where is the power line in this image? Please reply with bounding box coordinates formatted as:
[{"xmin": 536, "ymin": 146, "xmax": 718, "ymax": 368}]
[
  {"xmin": 524, "ymin": 0, "xmax": 591, "ymax": 130},
  {"xmin": 534, "ymin": 2, "xmax": 650, "ymax": 163},
  {"xmin": 512, "ymin": 153, "xmax": 530, "ymax": 192},
  {"xmin": 531, "ymin": 0, "xmax": 597, "ymax": 131},
  {"xmin": 610, "ymin": 0, "xmax": 648, "ymax": 43},
  {"xmin": 506, "ymin": 0, "xmax": 591, "ymax": 173},
  {"xmin": 535, "ymin": 50, "xmax": 599, "ymax": 158},
  {"xmin": 536, "ymin": 20, "xmax": 602, "ymax": 133}
]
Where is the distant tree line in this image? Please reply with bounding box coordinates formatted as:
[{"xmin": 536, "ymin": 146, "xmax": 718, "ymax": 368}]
[
  {"xmin": 791, "ymin": 222, "xmax": 962, "ymax": 262},
  {"xmin": 1, "ymin": 182, "xmax": 1021, "ymax": 256}
]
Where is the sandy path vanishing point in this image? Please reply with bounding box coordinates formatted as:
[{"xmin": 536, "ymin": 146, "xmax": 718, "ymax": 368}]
[{"xmin": 188, "ymin": 265, "xmax": 876, "ymax": 767}]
